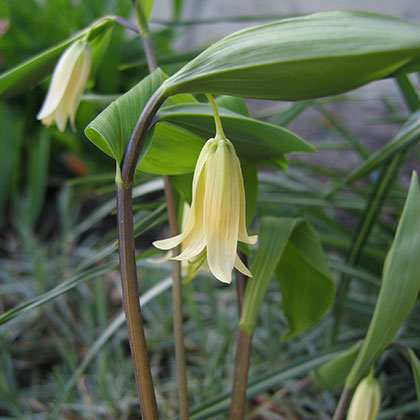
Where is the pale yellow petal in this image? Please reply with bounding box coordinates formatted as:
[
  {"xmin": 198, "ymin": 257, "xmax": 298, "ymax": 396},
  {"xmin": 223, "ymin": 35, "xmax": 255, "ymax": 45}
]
[
  {"xmin": 191, "ymin": 138, "xmax": 217, "ymax": 194},
  {"xmin": 234, "ymin": 254, "xmax": 253, "ymax": 278},
  {"xmin": 154, "ymin": 161, "xmax": 207, "ymax": 252},
  {"xmin": 153, "ymin": 233, "xmax": 185, "ymax": 250},
  {"xmin": 172, "ymin": 232, "xmax": 206, "ymax": 261},
  {"xmin": 229, "ymin": 141, "xmax": 258, "ymax": 245},
  {"xmin": 204, "ymin": 139, "xmax": 240, "ymax": 284},
  {"xmin": 69, "ymin": 43, "xmax": 92, "ymax": 129},
  {"xmin": 37, "ymin": 40, "xmax": 86, "ymax": 121},
  {"xmin": 174, "ymin": 188, "xmax": 206, "ymax": 260}
]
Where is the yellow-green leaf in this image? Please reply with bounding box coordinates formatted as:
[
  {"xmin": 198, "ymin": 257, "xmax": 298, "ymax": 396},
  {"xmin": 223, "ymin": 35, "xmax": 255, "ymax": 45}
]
[
  {"xmin": 85, "ymin": 69, "xmax": 167, "ymax": 163},
  {"xmin": 311, "ymin": 342, "xmax": 362, "ymax": 389},
  {"xmin": 346, "ymin": 172, "xmax": 420, "ymax": 387},
  {"xmin": 408, "ymin": 349, "xmax": 420, "ymax": 415},
  {"xmin": 163, "ymin": 11, "xmax": 420, "ymax": 100},
  {"xmin": 239, "ymin": 217, "xmax": 334, "ymax": 338}
]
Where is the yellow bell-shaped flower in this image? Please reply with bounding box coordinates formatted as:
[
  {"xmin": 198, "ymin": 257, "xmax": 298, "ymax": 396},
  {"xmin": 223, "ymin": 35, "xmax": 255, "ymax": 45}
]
[
  {"xmin": 37, "ymin": 39, "xmax": 91, "ymax": 132},
  {"xmin": 154, "ymin": 122, "xmax": 257, "ymax": 284},
  {"xmin": 347, "ymin": 371, "xmax": 380, "ymax": 420}
]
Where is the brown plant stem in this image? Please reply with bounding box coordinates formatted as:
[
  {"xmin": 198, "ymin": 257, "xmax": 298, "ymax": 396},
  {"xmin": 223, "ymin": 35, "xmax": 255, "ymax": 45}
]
[
  {"xmin": 135, "ymin": 8, "xmax": 189, "ymax": 417},
  {"xmin": 230, "ymin": 257, "xmax": 252, "ymax": 420},
  {"xmin": 163, "ymin": 176, "xmax": 190, "ymax": 420},
  {"xmin": 116, "ymin": 86, "xmax": 165, "ymax": 419},
  {"xmin": 235, "ymin": 252, "xmax": 247, "ymax": 317},
  {"xmin": 142, "ymin": 34, "xmax": 158, "ymax": 73},
  {"xmin": 116, "ymin": 185, "xmax": 159, "ymax": 419},
  {"xmin": 121, "ymin": 3, "xmax": 189, "ymax": 417},
  {"xmin": 229, "ymin": 329, "xmax": 253, "ymax": 420},
  {"xmin": 116, "ymin": 35, "xmax": 166, "ymax": 419},
  {"xmin": 332, "ymin": 386, "xmax": 352, "ymax": 420}
]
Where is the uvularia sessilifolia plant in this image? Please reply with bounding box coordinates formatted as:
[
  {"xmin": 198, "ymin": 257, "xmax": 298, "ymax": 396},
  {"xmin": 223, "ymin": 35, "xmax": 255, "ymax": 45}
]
[{"xmin": 5, "ymin": 3, "xmax": 420, "ymax": 419}]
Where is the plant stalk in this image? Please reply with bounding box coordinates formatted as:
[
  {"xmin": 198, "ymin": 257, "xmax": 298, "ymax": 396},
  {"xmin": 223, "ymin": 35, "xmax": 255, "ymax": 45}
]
[
  {"xmin": 134, "ymin": 6, "xmax": 189, "ymax": 416},
  {"xmin": 116, "ymin": 36, "xmax": 166, "ymax": 420},
  {"xmin": 235, "ymin": 251, "xmax": 248, "ymax": 317},
  {"xmin": 122, "ymin": 4, "xmax": 189, "ymax": 418},
  {"xmin": 229, "ymin": 329, "xmax": 253, "ymax": 420},
  {"xmin": 230, "ymin": 257, "xmax": 251, "ymax": 420},
  {"xmin": 332, "ymin": 386, "xmax": 352, "ymax": 420},
  {"xmin": 116, "ymin": 185, "xmax": 159, "ymax": 419},
  {"xmin": 163, "ymin": 176, "xmax": 190, "ymax": 420}
]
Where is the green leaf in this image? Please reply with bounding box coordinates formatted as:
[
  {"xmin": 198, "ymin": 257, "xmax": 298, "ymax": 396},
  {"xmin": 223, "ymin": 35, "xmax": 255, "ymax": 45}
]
[
  {"xmin": 241, "ymin": 162, "xmax": 258, "ymax": 226},
  {"xmin": 0, "ymin": 17, "xmax": 115, "ymax": 100},
  {"xmin": 346, "ymin": 172, "xmax": 420, "ymax": 387},
  {"xmin": 171, "ymin": 173, "xmax": 193, "ymax": 205},
  {"xmin": 158, "ymin": 103, "xmax": 314, "ymax": 163},
  {"xmin": 138, "ymin": 122, "xmax": 205, "ymax": 174},
  {"xmin": 275, "ymin": 220, "xmax": 335, "ymax": 340},
  {"xmin": 215, "ymin": 95, "xmax": 250, "ymax": 117},
  {"xmin": 239, "ymin": 217, "xmax": 334, "ymax": 338},
  {"xmin": 311, "ymin": 341, "xmax": 361, "ymax": 389},
  {"xmin": 89, "ymin": 22, "xmax": 114, "ymax": 86},
  {"xmin": 328, "ymin": 110, "xmax": 420, "ymax": 196},
  {"xmin": 0, "ymin": 104, "xmax": 23, "ymax": 227},
  {"xmin": 85, "ymin": 68, "xmax": 167, "ymax": 163},
  {"xmin": 408, "ymin": 349, "xmax": 420, "ymax": 415},
  {"xmin": 26, "ymin": 131, "xmax": 50, "ymax": 225},
  {"xmin": 188, "ymin": 346, "xmax": 346, "ymax": 420},
  {"xmin": 163, "ymin": 11, "xmax": 420, "ymax": 100},
  {"xmin": 134, "ymin": 0, "xmax": 155, "ymax": 35}
]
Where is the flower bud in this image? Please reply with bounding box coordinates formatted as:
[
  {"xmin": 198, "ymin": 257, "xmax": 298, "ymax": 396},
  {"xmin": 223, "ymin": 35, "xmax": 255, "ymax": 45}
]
[
  {"xmin": 347, "ymin": 372, "xmax": 380, "ymax": 420},
  {"xmin": 37, "ymin": 39, "xmax": 91, "ymax": 132}
]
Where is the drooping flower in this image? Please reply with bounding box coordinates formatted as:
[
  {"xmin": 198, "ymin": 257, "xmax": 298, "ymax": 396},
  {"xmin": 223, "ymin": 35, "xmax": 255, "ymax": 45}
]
[
  {"xmin": 347, "ymin": 370, "xmax": 380, "ymax": 420},
  {"xmin": 37, "ymin": 39, "xmax": 91, "ymax": 132},
  {"xmin": 154, "ymin": 130, "xmax": 257, "ymax": 284}
]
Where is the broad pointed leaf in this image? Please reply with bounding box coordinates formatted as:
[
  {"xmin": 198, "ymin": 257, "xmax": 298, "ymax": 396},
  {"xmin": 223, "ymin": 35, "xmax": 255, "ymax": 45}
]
[
  {"xmin": 346, "ymin": 172, "xmax": 420, "ymax": 387},
  {"xmin": 163, "ymin": 11, "xmax": 420, "ymax": 100},
  {"xmin": 138, "ymin": 122, "xmax": 205, "ymax": 174},
  {"xmin": 240, "ymin": 216, "xmax": 334, "ymax": 339},
  {"xmin": 408, "ymin": 349, "xmax": 420, "ymax": 415},
  {"xmin": 158, "ymin": 103, "xmax": 314, "ymax": 164},
  {"xmin": 311, "ymin": 341, "xmax": 361, "ymax": 389},
  {"xmin": 85, "ymin": 68, "xmax": 167, "ymax": 163},
  {"xmin": 275, "ymin": 220, "xmax": 335, "ymax": 340}
]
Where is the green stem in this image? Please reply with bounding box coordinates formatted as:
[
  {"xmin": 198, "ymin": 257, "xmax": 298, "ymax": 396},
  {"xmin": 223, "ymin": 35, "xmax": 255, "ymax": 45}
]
[{"xmin": 205, "ymin": 93, "xmax": 226, "ymax": 140}]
